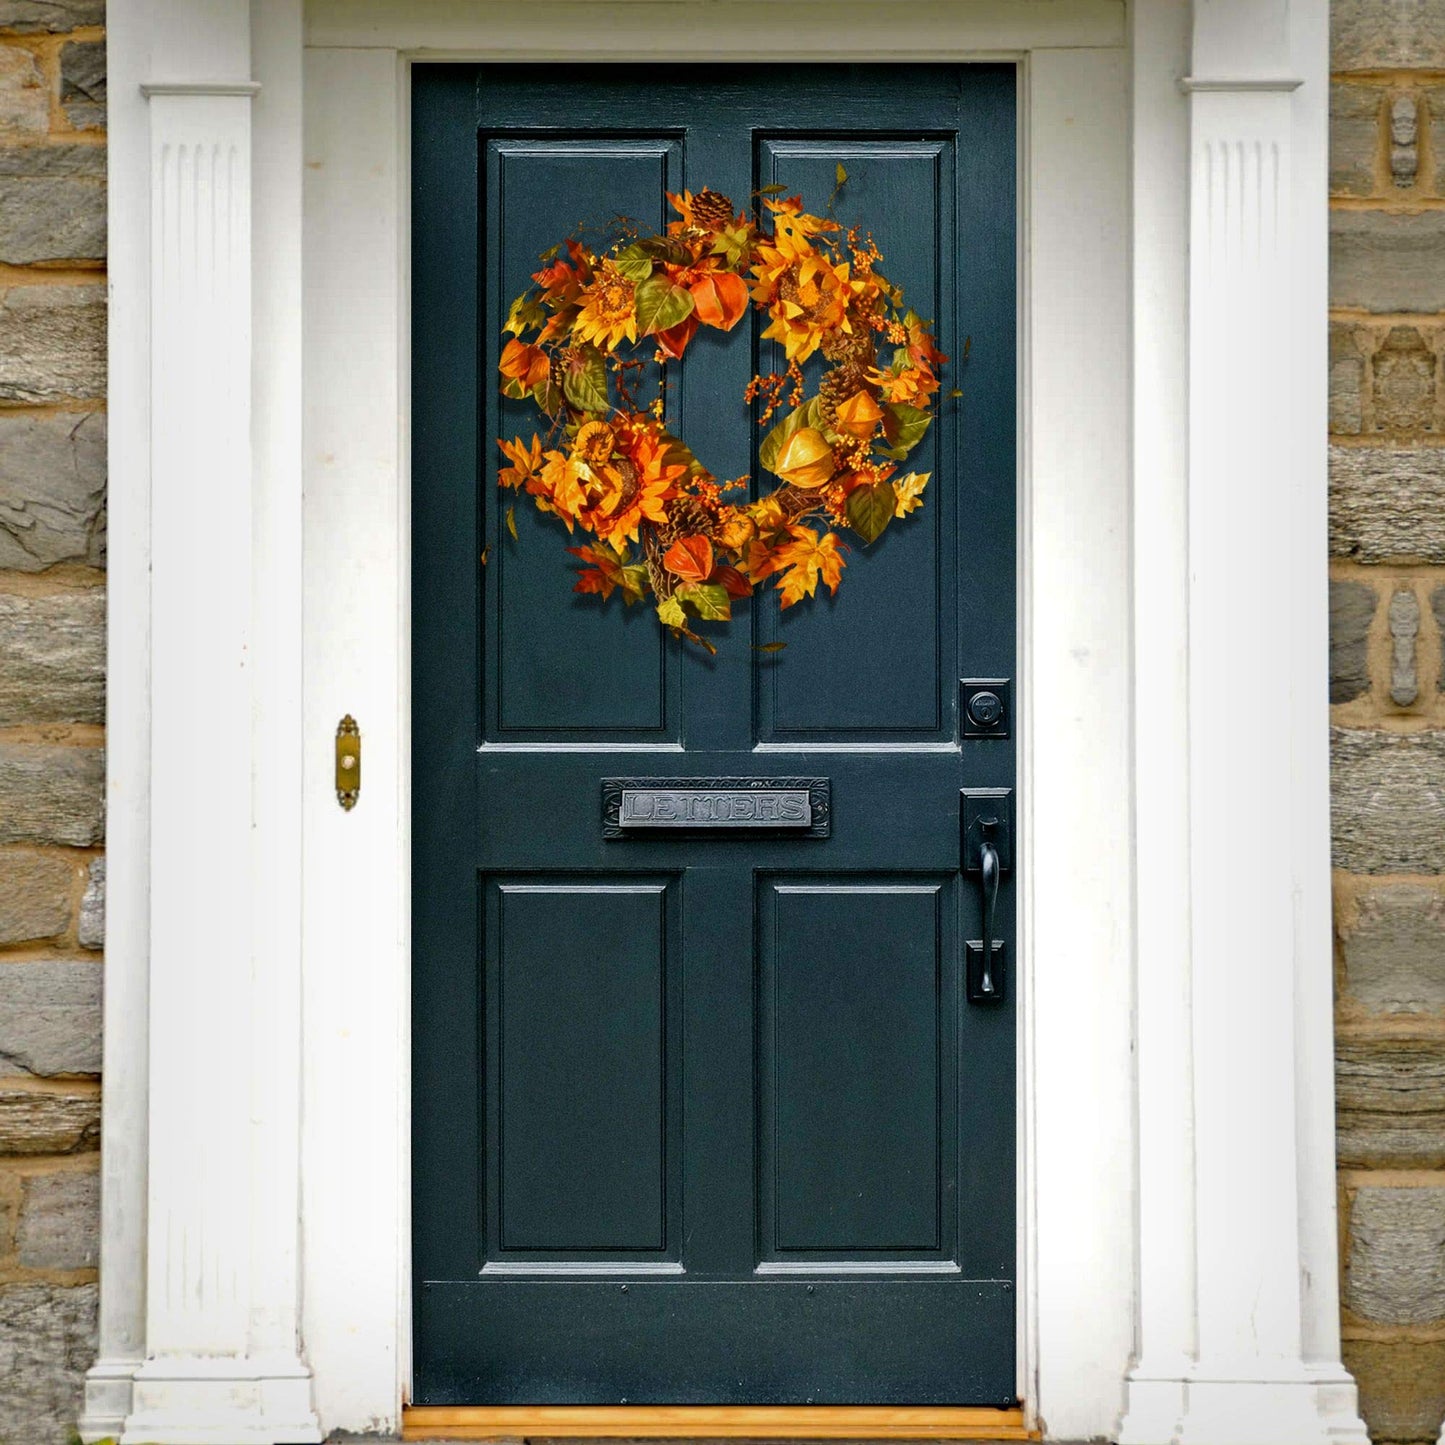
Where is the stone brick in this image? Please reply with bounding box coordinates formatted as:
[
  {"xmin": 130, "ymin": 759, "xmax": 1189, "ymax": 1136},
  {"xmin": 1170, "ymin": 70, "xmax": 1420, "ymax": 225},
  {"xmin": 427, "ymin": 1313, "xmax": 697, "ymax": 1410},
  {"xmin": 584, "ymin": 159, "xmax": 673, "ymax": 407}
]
[
  {"xmin": 0, "ymin": 743, "xmax": 102, "ymax": 846},
  {"xmin": 0, "ymin": 145, "xmax": 106, "ymax": 264},
  {"xmin": 0, "ymin": 410, "xmax": 105, "ymax": 572},
  {"xmin": 1372, "ymin": 327, "xmax": 1438, "ymax": 436},
  {"xmin": 0, "ymin": 1, "xmax": 105, "ymax": 30},
  {"xmin": 1346, "ymin": 1187, "xmax": 1445, "ymax": 1324},
  {"xmin": 1332, "ymin": 729, "xmax": 1445, "ymax": 873},
  {"xmin": 17, "ymin": 1167, "xmax": 97, "ymax": 1269},
  {"xmin": 1331, "ymin": 212, "xmax": 1445, "ymax": 314},
  {"xmin": 1338, "ymin": 1038, "xmax": 1445, "ymax": 1168},
  {"xmin": 0, "ymin": 589, "xmax": 104, "ymax": 726},
  {"xmin": 0, "ymin": 1086, "xmax": 97, "ymax": 1154},
  {"xmin": 0, "ymin": 44, "xmax": 47, "ymax": 141},
  {"xmin": 0, "ymin": 847, "xmax": 74, "ymax": 945},
  {"xmin": 76, "ymin": 854, "xmax": 100, "ymax": 949},
  {"xmin": 1331, "ymin": 325, "xmax": 1366, "ymax": 436},
  {"xmin": 0, "ymin": 1283, "xmax": 96, "ymax": 1445},
  {"xmin": 1331, "ymin": 83, "xmax": 1381, "ymax": 196},
  {"xmin": 1435, "ymin": 588, "xmax": 1445, "ymax": 692},
  {"xmin": 1330, "ymin": 580, "xmax": 1376, "ymax": 703},
  {"xmin": 1391, "ymin": 93, "xmax": 1420, "ymax": 189},
  {"xmin": 1341, "ymin": 883, "xmax": 1445, "ymax": 1014},
  {"xmin": 1427, "ymin": 86, "xmax": 1445, "ymax": 196},
  {"xmin": 0, "ymin": 285, "xmax": 106, "ymax": 403},
  {"xmin": 1389, "ymin": 588, "xmax": 1420, "ymax": 706},
  {"xmin": 1344, "ymin": 1339, "xmax": 1445, "ymax": 1444},
  {"xmin": 0, "ymin": 961, "xmax": 100, "ymax": 1075},
  {"xmin": 1333, "ymin": 0, "xmax": 1445, "ymax": 70},
  {"xmin": 59, "ymin": 38, "xmax": 102, "ymax": 131},
  {"xmin": 1331, "ymin": 447, "xmax": 1445, "ymax": 563}
]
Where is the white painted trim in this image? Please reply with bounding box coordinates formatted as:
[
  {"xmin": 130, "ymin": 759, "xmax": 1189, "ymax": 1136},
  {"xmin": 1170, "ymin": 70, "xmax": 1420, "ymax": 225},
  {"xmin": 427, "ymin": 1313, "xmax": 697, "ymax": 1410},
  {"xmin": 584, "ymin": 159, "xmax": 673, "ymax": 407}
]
[
  {"xmin": 80, "ymin": 1, "xmax": 152, "ymax": 1436},
  {"xmin": 300, "ymin": 14, "xmax": 1135, "ymax": 1439},
  {"xmin": 1179, "ymin": 77, "xmax": 1303, "ymax": 92},
  {"xmin": 1119, "ymin": 1, "xmax": 1368, "ymax": 1442},
  {"xmin": 140, "ymin": 80, "xmax": 262, "ymax": 96},
  {"xmin": 303, "ymin": 0, "xmax": 1126, "ymax": 54},
  {"xmin": 84, "ymin": 2, "xmax": 320, "ymax": 1441}
]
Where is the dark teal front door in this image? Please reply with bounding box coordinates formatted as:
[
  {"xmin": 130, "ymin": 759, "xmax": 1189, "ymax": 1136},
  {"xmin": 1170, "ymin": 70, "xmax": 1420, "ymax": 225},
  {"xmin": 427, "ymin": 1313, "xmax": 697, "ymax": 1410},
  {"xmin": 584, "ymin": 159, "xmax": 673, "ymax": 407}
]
[{"xmin": 411, "ymin": 63, "xmax": 1017, "ymax": 1407}]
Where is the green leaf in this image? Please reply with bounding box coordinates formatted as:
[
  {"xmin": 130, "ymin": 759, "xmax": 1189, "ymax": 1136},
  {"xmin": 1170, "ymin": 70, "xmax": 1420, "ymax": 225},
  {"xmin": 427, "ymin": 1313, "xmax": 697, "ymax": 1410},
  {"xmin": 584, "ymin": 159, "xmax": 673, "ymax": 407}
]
[
  {"xmin": 634, "ymin": 274, "xmax": 695, "ymax": 335},
  {"xmin": 613, "ymin": 244, "xmax": 654, "ymax": 283},
  {"xmin": 835, "ymin": 162, "xmax": 848, "ymax": 186},
  {"xmin": 656, "ymin": 596, "xmax": 687, "ymax": 629},
  {"xmin": 675, "ymin": 582, "xmax": 732, "ymax": 622},
  {"xmin": 636, "ymin": 235, "xmax": 695, "ymax": 265},
  {"xmin": 505, "ymin": 505, "xmax": 518, "ymax": 541},
  {"xmin": 758, "ymin": 397, "xmax": 823, "ymax": 474},
  {"xmin": 845, "ymin": 479, "xmax": 895, "ymax": 545},
  {"xmin": 562, "ymin": 347, "xmax": 609, "ymax": 413},
  {"xmin": 620, "ymin": 564, "xmax": 649, "ymax": 605},
  {"xmin": 532, "ymin": 376, "xmax": 566, "ymax": 416},
  {"xmin": 709, "ymin": 225, "xmax": 751, "ymax": 266},
  {"xmin": 878, "ymin": 402, "xmax": 931, "ymax": 460},
  {"xmin": 504, "ymin": 292, "xmax": 545, "ymax": 337},
  {"xmin": 757, "ymin": 183, "xmax": 788, "ymax": 195}
]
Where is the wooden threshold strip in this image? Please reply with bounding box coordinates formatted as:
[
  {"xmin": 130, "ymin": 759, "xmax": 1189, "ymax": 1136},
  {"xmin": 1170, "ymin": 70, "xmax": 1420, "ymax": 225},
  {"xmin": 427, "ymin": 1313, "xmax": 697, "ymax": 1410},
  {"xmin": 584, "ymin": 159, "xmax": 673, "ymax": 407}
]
[{"xmin": 402, "ymin": 1405, "xmax": 1036, "ymax": 1440}]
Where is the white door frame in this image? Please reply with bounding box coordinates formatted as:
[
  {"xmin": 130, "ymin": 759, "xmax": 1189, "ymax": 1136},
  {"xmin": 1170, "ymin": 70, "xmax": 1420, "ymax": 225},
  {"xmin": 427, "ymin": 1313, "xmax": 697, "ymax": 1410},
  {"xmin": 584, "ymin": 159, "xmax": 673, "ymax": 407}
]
[{"xmin": 84, "ymin": 3, "xmax": 1366, "ymax": 1443}]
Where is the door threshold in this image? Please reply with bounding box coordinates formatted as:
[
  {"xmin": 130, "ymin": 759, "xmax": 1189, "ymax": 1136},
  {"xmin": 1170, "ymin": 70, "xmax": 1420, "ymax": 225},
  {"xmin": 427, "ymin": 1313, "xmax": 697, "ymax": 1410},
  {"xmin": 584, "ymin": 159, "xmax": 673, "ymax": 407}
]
[{"xmin": 402, "ymin": 1406, "xmax": 1036, "ymax": 1440}]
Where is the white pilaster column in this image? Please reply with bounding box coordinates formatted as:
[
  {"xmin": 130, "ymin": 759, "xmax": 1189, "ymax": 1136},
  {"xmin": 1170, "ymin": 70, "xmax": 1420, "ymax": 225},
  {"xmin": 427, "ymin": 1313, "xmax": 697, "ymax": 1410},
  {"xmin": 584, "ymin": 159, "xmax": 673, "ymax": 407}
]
[
  {"xmin": 82, "ymin": 3, "xmax": 318, "ymax": 1442},
  {"xmin": 1121, "ymin": 2, "xmax": 1368, "ymax": 1442}
]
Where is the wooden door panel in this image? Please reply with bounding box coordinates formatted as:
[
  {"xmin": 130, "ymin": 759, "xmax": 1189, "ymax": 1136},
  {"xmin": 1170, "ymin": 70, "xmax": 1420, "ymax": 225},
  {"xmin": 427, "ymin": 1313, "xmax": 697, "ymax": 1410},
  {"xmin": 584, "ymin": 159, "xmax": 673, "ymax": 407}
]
[
  {"xmin": 485, "ymin": 138, "xmax": 684, "ymax": 741},
  {"xmin": 754, "ymin": 139, "xmax": 955, "ymax": 741},
  {"xmin": 418, "ymin": 1278, "xmax": 1015, "ymax": 1405},
  {"xmin": 758, "ymin": 879, "xmax": 954, "ymax": 1260},
  {"xmin": 486, "ymin": 879, "xmax": 680, "ymax": 1259}
]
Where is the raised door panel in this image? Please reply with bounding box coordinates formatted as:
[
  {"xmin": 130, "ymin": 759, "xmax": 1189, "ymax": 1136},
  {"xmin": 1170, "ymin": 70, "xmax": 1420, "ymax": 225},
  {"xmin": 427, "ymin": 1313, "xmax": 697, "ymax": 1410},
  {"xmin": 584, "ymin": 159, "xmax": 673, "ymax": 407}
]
[
  {"xmin": 757, "ymin": 878, "xmax": 957, "ymax": 1263},
  {"xmin": 754, "ymin": 140, "xmax": 956, "ymax": 741},
  {"xmin": 485, "ymin": 878, "xmax": 681, "ymax": 1262},
  {"xmin": 484, "ymin": 139, "xmax": 683, "ymax": 741}
]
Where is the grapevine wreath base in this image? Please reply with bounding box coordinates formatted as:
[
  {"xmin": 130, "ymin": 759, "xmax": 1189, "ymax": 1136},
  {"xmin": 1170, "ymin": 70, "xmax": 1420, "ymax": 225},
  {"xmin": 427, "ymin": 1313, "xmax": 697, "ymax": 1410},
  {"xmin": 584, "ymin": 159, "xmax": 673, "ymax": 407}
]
[{"xmin": 495, "ymin": 182, "xmax": 950, "ymax": 652}]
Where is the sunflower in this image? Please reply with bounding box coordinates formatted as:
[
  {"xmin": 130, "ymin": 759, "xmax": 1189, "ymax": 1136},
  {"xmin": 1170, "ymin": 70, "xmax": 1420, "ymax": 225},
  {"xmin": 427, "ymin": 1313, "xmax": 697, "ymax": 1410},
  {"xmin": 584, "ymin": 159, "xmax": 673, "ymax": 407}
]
[
  {"xmin": 595, "ymin": 426, "xmax": 687, "ymax": 549},
  {"xmin": 573, "ymin": 420, "xmax": 617, "ymax": 466},
  {"xmin": 572, "ymin": 261, "xmax": 639, "ymax": 350}
]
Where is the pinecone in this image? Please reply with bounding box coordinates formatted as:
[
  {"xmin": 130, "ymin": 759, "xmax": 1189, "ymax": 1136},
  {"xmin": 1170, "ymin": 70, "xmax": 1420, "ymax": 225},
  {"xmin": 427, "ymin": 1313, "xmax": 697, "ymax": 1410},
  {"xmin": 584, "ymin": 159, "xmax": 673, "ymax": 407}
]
[
  {"xmin": 548, "ymin": 350, "xmax": 570, "ymax": 398},
  {"xmin": 820, "ymin": 325, "xmax": 877, "ymax": 368},
  {"xmin": 665, "ymin": 494, "xmax": 718, "ymax": 540},
  {"xmin": 690, "ymin": 188, "xmax": 736, "ymax": 232},
  {"xmin": 817, "ymin": 363, "xmax": 871, "ymax": 432}
]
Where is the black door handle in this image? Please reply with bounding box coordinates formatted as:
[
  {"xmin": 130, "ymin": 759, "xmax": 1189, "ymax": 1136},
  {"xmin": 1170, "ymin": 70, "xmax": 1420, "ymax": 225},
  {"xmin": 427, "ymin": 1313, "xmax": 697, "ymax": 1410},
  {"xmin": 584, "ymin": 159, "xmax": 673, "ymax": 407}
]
[
  {"xmin": 961, "ymin": 789, "xmax": 1011, "ymax": 1004},
  {"xmin": 978, "ymin": 823, "xmax": 1000, "ymax": 998}
]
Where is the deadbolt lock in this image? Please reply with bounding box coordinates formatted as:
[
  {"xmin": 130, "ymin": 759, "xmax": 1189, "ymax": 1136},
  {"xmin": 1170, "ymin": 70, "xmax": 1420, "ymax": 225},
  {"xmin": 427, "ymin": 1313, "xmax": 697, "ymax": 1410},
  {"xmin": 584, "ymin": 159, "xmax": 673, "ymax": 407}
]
[{"xmin": 961, "ymin": 678, "xmax": 1011, "ymax": 738}]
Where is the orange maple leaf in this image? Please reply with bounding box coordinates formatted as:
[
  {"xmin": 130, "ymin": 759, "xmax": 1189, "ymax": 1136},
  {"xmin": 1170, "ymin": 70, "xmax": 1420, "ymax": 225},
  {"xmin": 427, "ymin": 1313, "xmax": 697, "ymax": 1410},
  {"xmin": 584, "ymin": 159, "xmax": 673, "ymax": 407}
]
[
  {"xmin": 772, "ymin": 527, "xmax": 847, "ymax": 609},
  {"xmin": 497, "ymin": 434, "xmax": 545, "ymax": 490}
]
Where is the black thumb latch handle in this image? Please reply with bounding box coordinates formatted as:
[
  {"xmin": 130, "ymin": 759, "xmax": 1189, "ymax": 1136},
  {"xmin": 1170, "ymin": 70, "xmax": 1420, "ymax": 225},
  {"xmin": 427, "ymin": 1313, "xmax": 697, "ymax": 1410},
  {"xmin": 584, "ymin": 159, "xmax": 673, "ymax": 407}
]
[{"xmin": 979, "ymin": 826, "xmax": 1000, "ymax": 997}]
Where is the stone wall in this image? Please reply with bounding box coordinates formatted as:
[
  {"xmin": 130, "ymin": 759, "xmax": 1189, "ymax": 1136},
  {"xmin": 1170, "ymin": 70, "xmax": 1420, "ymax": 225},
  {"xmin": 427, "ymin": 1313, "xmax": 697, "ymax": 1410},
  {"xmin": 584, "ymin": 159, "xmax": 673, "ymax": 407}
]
[
  {"xmin": 0, "ymin": 2, "xmax": 105, "ymax": 1443},
  {"xmin": 1330, "ymin": 2, "xmax": 1445, "ymax": 1441}
]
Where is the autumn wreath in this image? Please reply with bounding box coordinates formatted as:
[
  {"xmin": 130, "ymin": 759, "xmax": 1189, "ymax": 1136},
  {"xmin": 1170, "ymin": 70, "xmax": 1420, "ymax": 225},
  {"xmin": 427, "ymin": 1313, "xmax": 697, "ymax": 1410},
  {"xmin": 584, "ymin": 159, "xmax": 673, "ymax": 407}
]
[{"xmin": 495, "ymin": 183, "xmax": 948, "ymax": 651}]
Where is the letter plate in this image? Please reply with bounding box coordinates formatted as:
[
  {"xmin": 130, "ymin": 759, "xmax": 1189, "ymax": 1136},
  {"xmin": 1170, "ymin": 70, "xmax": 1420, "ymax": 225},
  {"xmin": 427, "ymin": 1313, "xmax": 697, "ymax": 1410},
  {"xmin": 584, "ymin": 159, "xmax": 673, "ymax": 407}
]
[{"xmin": 603, "ymin": 777, "xmax": 830, "ymax": 838}]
